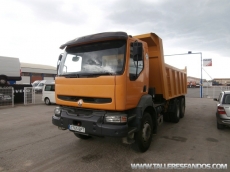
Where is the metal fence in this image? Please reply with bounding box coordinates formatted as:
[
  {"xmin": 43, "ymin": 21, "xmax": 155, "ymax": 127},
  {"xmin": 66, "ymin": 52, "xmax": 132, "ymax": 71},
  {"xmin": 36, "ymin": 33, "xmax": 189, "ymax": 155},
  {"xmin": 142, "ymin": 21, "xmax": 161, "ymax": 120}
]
[
  {"xmin": 0, "ymin": 87, "xmax": 14, "ymax": 107},
  {"xmin": 24, "ymin": 87, "xmax": 35, "ymax": 105},
  {"xmin": 203, "ymin": 86, "xmax": 230, "ymax": 99}
]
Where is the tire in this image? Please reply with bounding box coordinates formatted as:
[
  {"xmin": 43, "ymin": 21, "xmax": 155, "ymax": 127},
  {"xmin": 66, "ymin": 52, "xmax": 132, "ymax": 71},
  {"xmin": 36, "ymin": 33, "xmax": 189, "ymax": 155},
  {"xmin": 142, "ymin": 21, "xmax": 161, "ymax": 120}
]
[
  {"xmin": 170, "ymin": 99, "xmax": 180, "ymax": 123},
  {"xmin": 133, "ymin": 112, "xmax": 153, "ymax": 152},
  {"xmin": 217, "ymin": 122, "xmax": 224, "ymax": 130},
  {"xmin": 163, "ymin": 112, "xmax": 170, "ymax": 122},
  {"xmin": 74, "ymin": 133, "xmax": 91, "ymax": 139},
  {"xmin": 45, "ymin": 98, "xmax": 51, "ymax": 105},
  {"xmin": 179, "ymin": 97, "xmax": 185, "ymax": 118},
  {"xmin": 0, "ymin": 77, "xmax": 7, "ymax": 85}
]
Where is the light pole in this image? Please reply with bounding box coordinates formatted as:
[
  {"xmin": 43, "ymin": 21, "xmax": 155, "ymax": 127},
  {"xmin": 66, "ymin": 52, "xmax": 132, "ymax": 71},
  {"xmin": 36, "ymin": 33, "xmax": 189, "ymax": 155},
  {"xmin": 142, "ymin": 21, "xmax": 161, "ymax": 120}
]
[
  {"xmin": 188, "ymin": 51, "xmax": 203, "ymax": 98},
  {"xmin": 164, "ymin": 52, "xmax": 203, "ymax": 98}
]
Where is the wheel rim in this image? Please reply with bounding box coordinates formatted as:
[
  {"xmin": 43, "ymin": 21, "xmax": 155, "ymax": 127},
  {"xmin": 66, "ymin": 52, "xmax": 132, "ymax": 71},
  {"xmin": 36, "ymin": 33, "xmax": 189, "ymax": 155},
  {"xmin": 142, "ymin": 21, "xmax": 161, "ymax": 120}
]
[
  {"xmin": 142, "ymin": 122, "xmax": 151, "ymax": 142},
  {"xmin": 46, "ymin": 99, "xmax": 49, "ymax": 104},
  {"xmin": 0, "ymin": 79, "xmax": 6, "ymax": 84}
]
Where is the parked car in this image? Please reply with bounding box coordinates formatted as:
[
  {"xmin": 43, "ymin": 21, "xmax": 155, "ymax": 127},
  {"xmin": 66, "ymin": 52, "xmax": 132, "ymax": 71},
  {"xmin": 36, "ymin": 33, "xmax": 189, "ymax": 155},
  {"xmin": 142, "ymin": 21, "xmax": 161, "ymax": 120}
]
[
  {"xmin": 32, "ymin": 80, "xmax": 41, "ymax": 87},
  {"xmin": 214, "ymin": 91, "xmax": 230, "ymax": 129},
  {"xmin": 35, "ymin": 80, "xmax": 54, "ymax": 93},
  {"xmin": 0, "ymin": 93, "xmax": 12, "ymax": 103}
]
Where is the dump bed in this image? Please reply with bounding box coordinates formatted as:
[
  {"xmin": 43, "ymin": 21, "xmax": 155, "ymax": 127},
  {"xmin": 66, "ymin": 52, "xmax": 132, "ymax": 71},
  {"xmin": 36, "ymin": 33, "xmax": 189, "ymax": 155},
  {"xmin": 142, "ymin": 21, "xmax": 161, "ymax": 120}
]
[{"xmin": 134, "ymin": 33, "xmax": 187, "ymax": 100}]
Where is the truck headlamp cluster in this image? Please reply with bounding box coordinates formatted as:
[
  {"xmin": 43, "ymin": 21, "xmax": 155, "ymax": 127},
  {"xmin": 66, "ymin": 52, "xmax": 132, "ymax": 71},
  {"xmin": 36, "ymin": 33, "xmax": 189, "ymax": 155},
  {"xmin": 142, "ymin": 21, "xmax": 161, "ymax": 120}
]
[
  {"xmin": 105, "ymin": 114, "xmax": 127, "ymax": 123},
  {"xmin": 54, "ymin": 107, "xmax": 61, "ymax": 117}
]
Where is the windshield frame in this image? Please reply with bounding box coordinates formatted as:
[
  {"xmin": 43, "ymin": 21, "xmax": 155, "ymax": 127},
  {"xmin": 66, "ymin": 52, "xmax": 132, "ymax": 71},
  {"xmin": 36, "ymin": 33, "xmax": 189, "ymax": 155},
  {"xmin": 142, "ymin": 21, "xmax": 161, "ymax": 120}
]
[{"xmin": 58, "ymin": 39, "xmax": 127, "ymax": 77}]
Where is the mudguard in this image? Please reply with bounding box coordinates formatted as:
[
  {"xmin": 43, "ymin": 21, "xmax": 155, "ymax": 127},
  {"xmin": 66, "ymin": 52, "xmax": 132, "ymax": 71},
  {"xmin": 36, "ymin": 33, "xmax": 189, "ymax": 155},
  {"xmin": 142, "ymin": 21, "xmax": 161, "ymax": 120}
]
[{"xmin": 130, "ymin": 94, "xmax": 157, "ymax": 131}]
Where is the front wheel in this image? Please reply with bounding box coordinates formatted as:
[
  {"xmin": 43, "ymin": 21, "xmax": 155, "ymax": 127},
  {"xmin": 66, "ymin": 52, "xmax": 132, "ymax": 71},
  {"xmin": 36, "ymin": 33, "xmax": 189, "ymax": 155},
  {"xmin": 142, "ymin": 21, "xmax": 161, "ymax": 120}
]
[{"xmin": 133, "ymin": 112, "xmax": 153, "ymax": 152}]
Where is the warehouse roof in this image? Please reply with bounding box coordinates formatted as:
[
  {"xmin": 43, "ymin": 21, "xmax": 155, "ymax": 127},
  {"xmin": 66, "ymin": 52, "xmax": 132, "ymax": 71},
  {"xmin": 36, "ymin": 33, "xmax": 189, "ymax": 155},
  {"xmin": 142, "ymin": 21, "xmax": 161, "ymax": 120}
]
[{"xmin": 21, "ymin": 62, "xmax": 56, "ymax": 70}]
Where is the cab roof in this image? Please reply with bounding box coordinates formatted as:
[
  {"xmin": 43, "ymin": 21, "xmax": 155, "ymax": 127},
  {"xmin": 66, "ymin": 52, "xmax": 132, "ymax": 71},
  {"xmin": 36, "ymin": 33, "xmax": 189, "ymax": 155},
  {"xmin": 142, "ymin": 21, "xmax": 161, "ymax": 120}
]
[{"xmin": 60, "ymin": 32, "xmax": 128, "ymax": 49}]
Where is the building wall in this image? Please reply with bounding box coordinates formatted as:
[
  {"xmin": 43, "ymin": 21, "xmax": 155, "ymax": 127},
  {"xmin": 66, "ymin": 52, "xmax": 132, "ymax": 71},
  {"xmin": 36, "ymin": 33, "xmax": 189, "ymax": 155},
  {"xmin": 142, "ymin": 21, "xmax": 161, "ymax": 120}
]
[
  {"xmin": 16, "ymin": 72, "xmax": 55, "ymax": 84},
  {"xmin": 44, "ymin": 77, "xmax": 55, "ymax": 81},
  {"xmin": 214, "ymin": 79, "xmax": 230, "ymax": 85},
  {"xmin": 187, "ymin": 76, "xmax": 200, "ymax": 83},
  {"xmin": 22, "ymin": 67, "xmax": 56, "ymax": 74},
  {"xmin": 31, "ymin": 76, "xmax": 43, "ymax": 83},
  {"xmin": 16, "ymin": 76, "xmax": 30, "ymax": 84}
]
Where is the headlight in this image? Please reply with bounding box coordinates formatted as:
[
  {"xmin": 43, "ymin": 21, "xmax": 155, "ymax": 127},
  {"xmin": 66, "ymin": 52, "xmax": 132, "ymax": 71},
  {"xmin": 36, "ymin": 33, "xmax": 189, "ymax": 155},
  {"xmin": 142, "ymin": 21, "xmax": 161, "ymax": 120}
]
[
  {"xmin": 54, "ymin": 107, "xmax": 61, "ymax": 117},
  {"xmin": 105, "ymin": 114, "xmax": 127, "ymax": 123}
]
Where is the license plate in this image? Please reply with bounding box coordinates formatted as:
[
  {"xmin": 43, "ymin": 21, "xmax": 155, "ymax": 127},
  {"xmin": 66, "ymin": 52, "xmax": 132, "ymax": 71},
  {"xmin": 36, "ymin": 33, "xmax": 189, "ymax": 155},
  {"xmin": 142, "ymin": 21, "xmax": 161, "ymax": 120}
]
[{"xmin": 69, "ymin": 125, "xmax": 85, "ymax": 133}]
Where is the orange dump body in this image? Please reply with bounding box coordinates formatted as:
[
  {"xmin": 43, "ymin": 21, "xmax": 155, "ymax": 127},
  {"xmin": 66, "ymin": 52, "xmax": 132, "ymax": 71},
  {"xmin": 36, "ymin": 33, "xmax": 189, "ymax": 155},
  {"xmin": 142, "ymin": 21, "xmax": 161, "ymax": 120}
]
[{"xmin": 134, "ymin": 33, "xmax": 187, "ymax": 100}]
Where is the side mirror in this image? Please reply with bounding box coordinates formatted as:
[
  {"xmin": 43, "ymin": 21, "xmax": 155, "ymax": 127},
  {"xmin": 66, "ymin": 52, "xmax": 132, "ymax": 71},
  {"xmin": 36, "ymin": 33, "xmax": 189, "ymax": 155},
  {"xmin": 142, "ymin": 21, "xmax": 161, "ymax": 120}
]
[
  {"xmin": 57, "ymin": 54, "xmax": 63, "ymax": 74},
  {"xmin": 72, "ymin": 56, "xmax": 80, "ymax": 62},
  {"xmin": 132, "ymin": 42, "xmax": 143, "ymax": 61},
  {"xmin": 58, "ymin": 54, "xmax": 63, "ymax": 61},
  {"xmin": 213, "ymin": 98, "xmax": 218, "ymax": 101}
]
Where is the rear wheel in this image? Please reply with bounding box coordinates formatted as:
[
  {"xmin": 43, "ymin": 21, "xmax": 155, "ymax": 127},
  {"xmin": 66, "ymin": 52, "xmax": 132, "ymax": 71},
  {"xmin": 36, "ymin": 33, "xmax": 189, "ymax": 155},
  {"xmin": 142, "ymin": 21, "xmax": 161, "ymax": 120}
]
[
  {"xmin": 0, "ymin": 77, "xmax": 7, "ymax": 85},
  {"xmin": 217, "ymin": 122, "xmax": 224, "ymax": 130},
  {"xmin": 133, "ymin": 112, "xmax": 153, "ymax": 152},
  {"xmin": 45, "ymin": 98, "xmax": 51, "ymax": 105},
  {"xmin": 170, "ymin": 99, "xmax": 180, "ymax": 123},
  {"xmin": 179, "ymin": 97, "xmax": 185, "ymax": 118},
  {"xmin": 74, "ymin": 133, "xmax": 91, "ymax": 139},
  {"xmin": 163, "ymin": 112, "xmax": 170, "ymax": 122}
]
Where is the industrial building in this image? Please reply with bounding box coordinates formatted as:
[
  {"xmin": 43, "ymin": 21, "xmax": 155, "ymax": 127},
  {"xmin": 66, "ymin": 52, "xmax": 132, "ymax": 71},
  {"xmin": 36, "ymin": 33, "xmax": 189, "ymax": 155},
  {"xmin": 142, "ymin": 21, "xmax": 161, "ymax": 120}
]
[
  {"xmin": 212, "ymin": 78, "xmax": 230, "ymax": 85},
  {"xmin": 16, "ymin": 62, "xmax": 56, "ymax": 84}
]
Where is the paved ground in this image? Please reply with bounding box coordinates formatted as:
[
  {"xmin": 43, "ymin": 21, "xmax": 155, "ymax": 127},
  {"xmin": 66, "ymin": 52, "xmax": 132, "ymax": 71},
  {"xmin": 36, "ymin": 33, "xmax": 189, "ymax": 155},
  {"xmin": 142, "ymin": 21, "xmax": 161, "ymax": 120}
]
[{"xmin": 0, "ymin": 98, "xmax": 230, "ymax": 172}]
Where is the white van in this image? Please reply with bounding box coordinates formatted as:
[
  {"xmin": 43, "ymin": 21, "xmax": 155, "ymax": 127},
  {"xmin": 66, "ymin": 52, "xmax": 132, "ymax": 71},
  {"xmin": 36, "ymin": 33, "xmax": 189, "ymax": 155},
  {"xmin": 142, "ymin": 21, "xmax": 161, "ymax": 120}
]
[
  {"xmin": 0, "ymin": 56, "xmax": 21, "ymax": 85},
  {"xmin": 42, "ymin": 81, "xmax": 55, "ymax": 105},
  {"xmin": 32, "ymin": 80, "xmax": 41, "ymax": 87},
  {"xmin": 34, "ymin": 80, "xmax": 54, "ymax": 93}
]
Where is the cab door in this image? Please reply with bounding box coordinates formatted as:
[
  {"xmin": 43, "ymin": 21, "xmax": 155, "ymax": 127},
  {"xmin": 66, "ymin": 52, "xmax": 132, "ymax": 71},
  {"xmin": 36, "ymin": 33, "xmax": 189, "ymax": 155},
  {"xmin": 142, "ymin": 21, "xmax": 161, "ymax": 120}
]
[{"xmin": 126, "ymin": 40, "xmax": 148, "ymax": 109}]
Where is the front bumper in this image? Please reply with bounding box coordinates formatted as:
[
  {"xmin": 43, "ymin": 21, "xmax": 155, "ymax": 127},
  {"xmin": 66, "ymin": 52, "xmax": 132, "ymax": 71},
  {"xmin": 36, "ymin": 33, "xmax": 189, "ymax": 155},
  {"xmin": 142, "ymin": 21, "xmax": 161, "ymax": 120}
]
[{"xmin": 52, "ymin": 107, "xmax": 129, "ymax": 137}]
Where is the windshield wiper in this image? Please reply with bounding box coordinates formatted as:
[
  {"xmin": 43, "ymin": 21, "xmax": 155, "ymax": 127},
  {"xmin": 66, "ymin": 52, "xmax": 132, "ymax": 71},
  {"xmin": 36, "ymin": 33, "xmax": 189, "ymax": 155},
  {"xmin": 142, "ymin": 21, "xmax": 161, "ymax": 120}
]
[
  {"xmin": 60, "ymin": 72, "xmax": 116, "ymax": 78},
  {"xmin": 75, "ymin": 72, "xmax": 115, "ymax": 77},
  {"xmin": 98, "ymin": 72, "xmax": 116, "ymax": 76}
]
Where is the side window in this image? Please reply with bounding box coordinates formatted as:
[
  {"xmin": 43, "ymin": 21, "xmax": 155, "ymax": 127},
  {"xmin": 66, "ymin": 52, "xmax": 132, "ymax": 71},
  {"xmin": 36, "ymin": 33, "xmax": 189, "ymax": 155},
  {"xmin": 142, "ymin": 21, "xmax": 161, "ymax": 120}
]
[
  {"xmin": 218, "ymin": 93, "xmax": 222, "ymax": 103},
  {"xmin": 129, "ymin": 43, "xmax": 144, "ymax": 81},
  {"xmin": 45, "ymin": 85, "xmax": 52, "ymax": 91},
  {"xmin": 224, "ymin": 95, "xmax": 230, "ymax": 104},
  {"xmin": 51, "ymin": 85, "xmax": 55, "ymax": 91}
]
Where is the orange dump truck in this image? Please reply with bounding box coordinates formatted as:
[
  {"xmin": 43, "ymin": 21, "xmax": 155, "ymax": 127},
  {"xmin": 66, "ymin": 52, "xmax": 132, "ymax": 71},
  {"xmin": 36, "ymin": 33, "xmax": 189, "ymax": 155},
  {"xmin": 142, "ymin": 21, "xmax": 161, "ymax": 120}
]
[{"xmin": 52, "ymin": 32, "xmax": 187, "ymax": 152}]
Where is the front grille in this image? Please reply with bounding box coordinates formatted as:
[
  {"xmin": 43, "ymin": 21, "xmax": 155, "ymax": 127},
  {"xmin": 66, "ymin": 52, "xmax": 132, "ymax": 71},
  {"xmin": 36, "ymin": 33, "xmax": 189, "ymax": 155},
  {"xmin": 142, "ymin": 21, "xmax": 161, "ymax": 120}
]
[
  {"xmin": 62, "ymin": 107, "xmax": 105, "ymax": 117},
  {"xmin": 65, "ymin": 108, "xmax": 93, "ymax": 116},
  {"xmin": 58, "ymin": 95, "xmax": 112, "ymax": 104}
]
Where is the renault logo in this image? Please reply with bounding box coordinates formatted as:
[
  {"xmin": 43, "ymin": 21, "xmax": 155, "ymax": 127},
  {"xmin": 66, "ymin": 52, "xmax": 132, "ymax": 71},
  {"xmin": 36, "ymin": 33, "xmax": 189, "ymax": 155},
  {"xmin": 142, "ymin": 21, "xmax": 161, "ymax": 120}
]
[{"xmin": 77, "ymin": 99, "xmax": 83, "ymax": 107}]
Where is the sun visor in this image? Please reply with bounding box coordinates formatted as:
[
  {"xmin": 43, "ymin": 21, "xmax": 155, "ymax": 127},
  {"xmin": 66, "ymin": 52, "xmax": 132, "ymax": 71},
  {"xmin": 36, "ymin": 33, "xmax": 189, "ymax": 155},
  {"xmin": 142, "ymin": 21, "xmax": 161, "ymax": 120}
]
[{"xmin": 60, "ymin": 32, "xmax": 128, "ymax": 49}]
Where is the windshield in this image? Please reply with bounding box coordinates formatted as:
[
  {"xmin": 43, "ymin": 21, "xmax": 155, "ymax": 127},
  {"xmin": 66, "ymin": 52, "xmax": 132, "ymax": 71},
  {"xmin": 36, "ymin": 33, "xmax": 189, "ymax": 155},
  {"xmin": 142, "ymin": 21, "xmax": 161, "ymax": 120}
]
[
  {"xmin": 58, "ymin": 40, "xmax": 126, "ymax": 76},
  {"xmin": 32, "ymin": 83, "xmax": 39, "ymax": 87},
  {"xmin": 37, "ymin": 83, "xmax": 44, "ymax": 87}
]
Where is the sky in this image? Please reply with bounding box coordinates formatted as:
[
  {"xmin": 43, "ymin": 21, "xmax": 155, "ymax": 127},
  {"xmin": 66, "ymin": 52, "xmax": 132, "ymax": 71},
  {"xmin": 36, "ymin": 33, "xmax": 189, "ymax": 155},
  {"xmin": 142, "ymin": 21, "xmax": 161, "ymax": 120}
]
[{"xmin": 0, "ymin": 0, "xmax": 229, "ymax": 80}]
